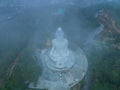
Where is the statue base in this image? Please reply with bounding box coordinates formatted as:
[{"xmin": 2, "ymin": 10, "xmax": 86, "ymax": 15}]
[{"xmin": 29, "ymin": 47, "xmax": 88, "ymax": 90}]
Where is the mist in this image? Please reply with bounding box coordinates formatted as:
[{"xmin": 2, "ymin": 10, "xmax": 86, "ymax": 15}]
[{"xmin": 0, "ymin": 0, "xmax": 120, "ymax": 90}]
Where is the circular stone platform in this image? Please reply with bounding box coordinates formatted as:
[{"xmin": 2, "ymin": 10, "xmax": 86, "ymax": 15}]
[
  {"xmin": 29, "ymin": 28, "xmax": 88, "ymax": 90},
  {"xmin": 40, "ymin": 47, "xmax": 88, "ymax": 88}
]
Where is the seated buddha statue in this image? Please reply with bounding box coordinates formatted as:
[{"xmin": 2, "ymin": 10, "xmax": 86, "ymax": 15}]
[{"xmin": 50, "ymin": 27, "xmax": 70, "ymax": 66}]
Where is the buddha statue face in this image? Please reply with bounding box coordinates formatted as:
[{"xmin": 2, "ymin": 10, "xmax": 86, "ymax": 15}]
[{"xmin": 55, "ymin": 27, "xmax": 64, "ymax": 40}]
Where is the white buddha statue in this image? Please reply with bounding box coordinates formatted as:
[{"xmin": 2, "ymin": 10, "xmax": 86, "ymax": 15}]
[{"xmin": 50, "ymin": 27, "xmax": 70, "ymax": 68}]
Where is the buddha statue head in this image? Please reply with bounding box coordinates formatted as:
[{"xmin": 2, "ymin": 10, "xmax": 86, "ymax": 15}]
[{"xmin": 55, "ymin": 27, "xmax": 64, "ymax": 40}]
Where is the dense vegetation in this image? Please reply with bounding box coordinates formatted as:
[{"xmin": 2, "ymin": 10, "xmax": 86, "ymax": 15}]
[
  {"xmin": 82, "ymin": 2, "xmax": 120, "ymax": 90},
  {"xmin": 0, "ymin": 45, "xmax": 41, "ymax": 90},
  {"xmin": 90, "ymin": 48, "xmax": 120, "ymax": 90}
]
